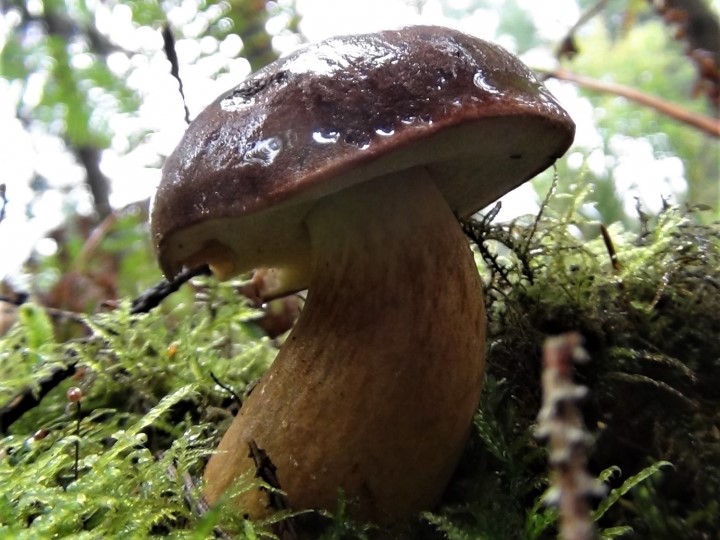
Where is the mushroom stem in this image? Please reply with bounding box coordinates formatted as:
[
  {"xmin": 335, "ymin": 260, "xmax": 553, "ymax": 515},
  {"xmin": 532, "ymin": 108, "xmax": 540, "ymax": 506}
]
[{"xmin": 203, "ymin": 167, "xmax": 486, "ymax": 522}]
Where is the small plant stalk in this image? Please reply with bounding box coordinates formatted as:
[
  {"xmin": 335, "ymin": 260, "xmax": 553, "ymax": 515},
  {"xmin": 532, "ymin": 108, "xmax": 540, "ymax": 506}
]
[
  {"xmin": 536, "ymin": 333, "xmax": 602, "ymax": 540},
  {"xmin": 67, "ymin": 387, "xmax": 83, "ymax": 481}
]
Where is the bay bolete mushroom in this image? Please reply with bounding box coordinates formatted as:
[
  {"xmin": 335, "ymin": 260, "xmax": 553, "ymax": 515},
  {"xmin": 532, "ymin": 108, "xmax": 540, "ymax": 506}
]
[{"xmin": 151, "ymin": 25, "xmax": 575, "ymax": 522}]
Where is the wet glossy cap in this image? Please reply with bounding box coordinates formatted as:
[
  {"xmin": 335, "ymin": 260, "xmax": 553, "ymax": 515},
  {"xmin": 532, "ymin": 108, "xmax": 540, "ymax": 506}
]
[{"xmin": 152, "ymin": 25, "xmax": 575, "ymax": 279}]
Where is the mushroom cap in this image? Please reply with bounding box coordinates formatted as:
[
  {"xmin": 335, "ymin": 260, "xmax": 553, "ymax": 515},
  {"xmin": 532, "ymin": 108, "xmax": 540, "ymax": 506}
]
[{"xmin": 152, "ymin": 25, "xmax": 575, "ymax": 279}]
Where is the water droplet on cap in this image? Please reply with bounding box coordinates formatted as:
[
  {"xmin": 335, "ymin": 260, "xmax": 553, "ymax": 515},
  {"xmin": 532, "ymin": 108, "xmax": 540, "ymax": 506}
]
[
  {"xmin": 374, "ymin": 125, "xmax": 395, "ymax": 137},
  {"xmin": 312, "ymin": 129, "xmax": 340, "ymax": 144},
  {"xmin": 473, "ymin": 72, "xmax": 500, "ymax": 95},
  {"xmin": 243, "ymin": 137, "xmax": 282, "ymax": 166}
]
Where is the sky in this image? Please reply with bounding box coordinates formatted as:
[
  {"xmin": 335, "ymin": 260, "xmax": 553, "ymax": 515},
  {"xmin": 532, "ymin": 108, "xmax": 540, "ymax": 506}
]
[{"xmin": 0, "ymin": 0, "xmax": 696, "ymax": 280}]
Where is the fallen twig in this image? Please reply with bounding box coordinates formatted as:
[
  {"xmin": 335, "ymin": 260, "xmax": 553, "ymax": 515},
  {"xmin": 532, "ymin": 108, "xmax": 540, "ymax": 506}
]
[
  {"xmin": 0, "ymin": 265, "xmax": 211, "ymax": 433},
  {"xmin": 130, "ymin": 265, "xmax": 211, "ymax": 314},
  {"xmin": 0, "ymin": 358, "xmax": 78, "ymax": 434}
]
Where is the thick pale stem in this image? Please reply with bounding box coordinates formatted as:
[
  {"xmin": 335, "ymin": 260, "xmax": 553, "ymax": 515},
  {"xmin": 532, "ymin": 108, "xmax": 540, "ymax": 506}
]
[{"xmin": 203, "ymin": 168, "xmax": 486, "ymax": 522}]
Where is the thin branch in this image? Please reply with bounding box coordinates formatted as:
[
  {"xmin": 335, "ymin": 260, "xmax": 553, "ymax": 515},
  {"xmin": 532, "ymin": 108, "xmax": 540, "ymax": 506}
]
[
  {"xmin": 556, "ymin": 0, "xmax": 610, "ymax": 60},
  {"xmin": 0, "ymin": 293, "xmax": 91, "ymax": 329},
  {"xmin": 130, "ymin": 265, "xmax": 211, "ymax": 314},
  {"xmin": 77, "ymin": 212, "xmax": 118, "ymax": 271},
  {"xmin": 599, "ymin": 224, "xmax": 621, "ymax": 272},
  {"xmin": 543, "ymin": 67, "xmax": 720, "ymax": 137},
  {"xmin": 0, "ymin": 359, "xmax": 78, "ymax": 434},
  {"xmin": 162, "ymin": 24, "xmax": 191, "ymax": 125},
  {"xmin": 209, "ymin": 371, "xmax": 242, "ymax": 405},
  {"xmin": 0, "ymin": 265, "xmax": 211, "ymax": 433}
]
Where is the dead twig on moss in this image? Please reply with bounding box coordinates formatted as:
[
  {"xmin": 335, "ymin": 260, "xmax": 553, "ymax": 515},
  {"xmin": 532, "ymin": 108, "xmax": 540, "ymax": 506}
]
[
  {"xmin": 0, "ymin": 357, "xmax": 78, "ymax": 434},
  {"xmin": 0, "ymin": 266, "xmax": 211, "ymax": 433},
  {"xmin": 130, "ymin": 265, "xmax": 211, "ymax": 314}
]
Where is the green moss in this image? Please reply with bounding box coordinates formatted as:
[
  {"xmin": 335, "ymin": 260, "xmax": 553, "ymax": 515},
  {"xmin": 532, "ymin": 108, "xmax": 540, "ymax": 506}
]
[
  {"xmin": 454, "ymin": 181, "xmax": 719, "ymax": 540},
  {"xmin": 0, "ymin": 286, "xmax": 274, "ymax": 538},
  {"xmin": 1, "ymin": 182, "xmax": 717, "ymax": 538}
]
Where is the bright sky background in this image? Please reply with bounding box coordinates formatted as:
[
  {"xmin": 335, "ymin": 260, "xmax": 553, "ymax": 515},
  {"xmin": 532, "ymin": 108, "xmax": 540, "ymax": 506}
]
[{"xmin": 0, "ymin": 0, "xmax": 695, "ymax": 280}]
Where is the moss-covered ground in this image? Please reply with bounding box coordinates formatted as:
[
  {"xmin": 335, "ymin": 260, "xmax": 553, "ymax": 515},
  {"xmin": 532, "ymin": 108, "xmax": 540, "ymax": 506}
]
[{"xmin": 1, "ymin": 183, "xmax": 718, "ymax": 539}]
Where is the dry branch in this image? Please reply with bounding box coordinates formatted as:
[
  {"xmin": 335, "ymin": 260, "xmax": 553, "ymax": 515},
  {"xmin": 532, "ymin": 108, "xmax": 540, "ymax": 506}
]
[{"xmin": 543, "ymin": 67, "xmax": 720, "ymax": 137}]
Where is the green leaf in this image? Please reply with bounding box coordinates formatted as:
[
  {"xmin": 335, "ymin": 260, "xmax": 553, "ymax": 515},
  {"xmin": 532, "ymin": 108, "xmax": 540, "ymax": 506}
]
[
  {"xmin": 597, "ymin": 466, "xmax": 621, "ymax": 484},
  {"xmin": 127, "ymin": 384, "xmax": 197, "ymax": 438},
  {"xmin": 593, "ymin": 461, "xmax": 673, "ymax": 521},
  {"xmin": 598, "ymin": 525, "xmax": 634, "ymax": 539}
]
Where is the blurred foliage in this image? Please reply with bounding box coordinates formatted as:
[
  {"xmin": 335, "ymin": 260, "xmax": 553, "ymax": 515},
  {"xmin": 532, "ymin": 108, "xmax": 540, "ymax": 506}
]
[
  {"xmin": 1, "ymin": 0, "xmax": 137, "ymax": 148},
  {"xmin": 0, "ymin": 0, "xmax": 300, "ymax": 218},
  {"xmin": 441, "ymin": 0, "xmax": 538, "ymax": 52},
  {"xmin": 1, "ymin": 182, "xmax": 718, "ymax": 538},
  {"xmin": 566, "ymin": 15, "xmax": 719, "ymax": 219},
  {"xmin": 18, "ymin": 203, "xmax": 165, "ymax": 340}
]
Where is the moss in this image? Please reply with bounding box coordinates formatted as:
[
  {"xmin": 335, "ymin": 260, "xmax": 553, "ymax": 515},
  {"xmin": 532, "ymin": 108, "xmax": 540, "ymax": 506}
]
[
  {"xmin": 452, "ymin": 183, "xmax": 719, "ymax": 540},
  {"xmin": 0, "ymin": 182, "xmax": 718, "ymax": 538}
]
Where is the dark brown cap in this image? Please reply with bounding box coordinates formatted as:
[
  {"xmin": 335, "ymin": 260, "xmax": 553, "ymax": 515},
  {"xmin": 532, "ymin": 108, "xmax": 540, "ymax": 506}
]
[{"xmin": 151, "ymin": 25, "xmax": 575, "ymax": 279}]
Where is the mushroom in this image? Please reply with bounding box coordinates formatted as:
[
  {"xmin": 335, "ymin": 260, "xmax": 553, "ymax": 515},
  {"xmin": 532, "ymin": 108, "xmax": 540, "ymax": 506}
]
[{"xmin": 151, "ymin": 25, "xmax": 575, "ymax": 523}]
